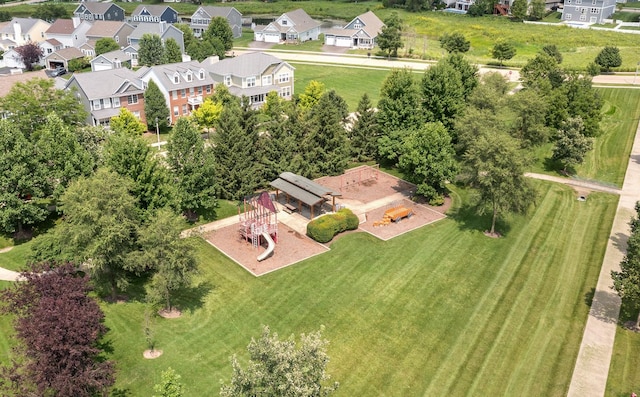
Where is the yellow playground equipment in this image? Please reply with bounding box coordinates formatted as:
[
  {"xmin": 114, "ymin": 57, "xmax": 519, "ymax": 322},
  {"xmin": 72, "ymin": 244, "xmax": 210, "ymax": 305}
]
[{"xmin": 373, "ymin": 206, "xmax": 414, "ymax": 227}]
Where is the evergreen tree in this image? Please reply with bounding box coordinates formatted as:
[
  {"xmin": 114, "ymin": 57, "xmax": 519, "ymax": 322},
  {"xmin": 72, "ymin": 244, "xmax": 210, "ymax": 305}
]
[
  {"xmin": 139, "ymin": 33, "xmax": 166, "ymax": 66},
  {"xmin": 166, "ymin": 118, "xmax": 217, "ymax": 220},
  {"xmin": 144, "ymin": 80, "xmax": 170, "ymax": 131},
  {"xmin": 542, "ymin": 44, "xmax": 563, "ymax": 63},
  {"xmin": 298, "ymin": 81, "xmax": 326, "ymax": 113},
  {"xmin": 530, "ymin": 0, "xmax": 546, "ymax": 19},
  {"xmin": 303, "ymin": 90, "xmax": 350, "ymax": 177},
  {"xmin": 510, "ymin": 0, "xmax": 528, "ymax": 20},
  {"xmin": 164, "ymin": 38, "xmax": 182, "ymax": 63},
  {"xmin": 349, "ymin": 93, "xmax": 379, "ymax": 161}
]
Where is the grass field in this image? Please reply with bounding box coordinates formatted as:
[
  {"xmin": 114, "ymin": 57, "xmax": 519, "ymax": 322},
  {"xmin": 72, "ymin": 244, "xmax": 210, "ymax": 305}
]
[
  {"xmin": 607, "ymin": 299, "xmax": 640, "ymax": 396},
  {"xmin": 529, "ymin": 88, "xmax": 640, "ymax": 187},
  {"xmin": 0, "ymin": 181, "xmax": 609, "ymax": 396}
]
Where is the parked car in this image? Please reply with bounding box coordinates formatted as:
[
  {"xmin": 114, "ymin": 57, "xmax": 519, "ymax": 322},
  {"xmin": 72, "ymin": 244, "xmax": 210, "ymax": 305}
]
[{"xmin": 50, "ymin": 66, "xmax": 66, "ymax": 77}]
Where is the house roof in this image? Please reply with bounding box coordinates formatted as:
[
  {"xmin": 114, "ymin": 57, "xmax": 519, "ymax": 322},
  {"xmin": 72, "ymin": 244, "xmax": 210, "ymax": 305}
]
[
  {"xmin": 43, "ymin": 38, "xmax": 63, "ymax": 46},
  {"xmin": 95, "ymin": 49, "xmax": 132, "ymax": 63},
  {"xmin": 46, "ymin": 19, "xmax": 75, "ymax": 35},
  {"xmin": 80, "ymin": 40, "xmax": 96, "ymax": 50},
  {"xmin": 282, "ymin": 9, "xmax": 320, "ymax": 31},
  {"xmin": 352, "ymin": 11, "xmax": 384, "ymax": 36},
  {"xmin": 67, "ymin": 68, "xmax": 144, "ymax": 100},
  {"xmin": 129, "ymin": 22, "xmax": 178, "ymax": 40},
  {"xmin": 194, "ymin": 6, "xmax": 239, "ymax": 18},
  {"xmin": 269, "ymin": 172, "xmax": 340, "ymax": 208},
  {"xmin": 0, "ymin": 18, "xmax": 46, "ymax": 35},
  {"xmin": 75, "ymin": 3, "xmax": 122, "ymax": 15},
  {"xmin": 132, "ymin": 5, "xmax": 176, "ymax": 17},
  {"xmin": 204, "ymin": 52, "xmax": 292, "ymax": 78},
  {"xmin": 45, "ymin": 46, "xmax": 84, "ymax": 61},
  {"xmin": 86, "ymin": 21, "xmax": 129, "ymax": 37},
  {"xmin": 142, "ymin": 61, "xmax": 216, "ymax": 91}
]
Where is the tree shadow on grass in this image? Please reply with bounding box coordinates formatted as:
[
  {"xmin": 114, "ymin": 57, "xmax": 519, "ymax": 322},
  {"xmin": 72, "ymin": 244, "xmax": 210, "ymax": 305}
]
[
  {"xmin": 110, "ymin": 388, "xmax": 131, "ymax": 397},
  {"xmin": 169, "ymin": 281, "xmax": 215, "ymax": 315},
  {"xmin": 448, "ymin": 201, "xmax": 513, "ymax": 237}
]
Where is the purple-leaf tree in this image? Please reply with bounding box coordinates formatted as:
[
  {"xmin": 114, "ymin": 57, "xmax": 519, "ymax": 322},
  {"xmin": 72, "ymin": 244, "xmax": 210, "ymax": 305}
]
[
  {"xmin": 14, "ymin": 42, "xmax": 43, "ymax": 71},
  {"xmin": 0, "ymin": 263, "xmax": 115, "ymax": 397}
]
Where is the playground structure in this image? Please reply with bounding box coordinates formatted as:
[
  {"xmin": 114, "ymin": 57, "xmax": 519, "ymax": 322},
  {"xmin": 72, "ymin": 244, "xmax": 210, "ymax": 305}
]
[
  {"xmin": 373, "ymin": 206, "xmax": 414, "ymax": 227},
  {"xmin": 338, "ymin": 164, "xmax": 379, "ymax": 191},
  {"xmin": 239, "ymin": 191, "xmax": 278, "ymax": 261}
]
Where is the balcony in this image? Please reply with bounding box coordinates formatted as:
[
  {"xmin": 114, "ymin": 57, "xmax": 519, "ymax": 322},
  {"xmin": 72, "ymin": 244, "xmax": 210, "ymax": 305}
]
[{"xmin": 187, "ymin": 95, "xmax": 203, "ymax": 107}]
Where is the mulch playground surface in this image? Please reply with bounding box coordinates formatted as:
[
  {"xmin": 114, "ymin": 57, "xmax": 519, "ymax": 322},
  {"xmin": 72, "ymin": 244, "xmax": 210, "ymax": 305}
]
[{"xmin": 204, "ymin": 167, "xmax": 450, "ymax": 276}]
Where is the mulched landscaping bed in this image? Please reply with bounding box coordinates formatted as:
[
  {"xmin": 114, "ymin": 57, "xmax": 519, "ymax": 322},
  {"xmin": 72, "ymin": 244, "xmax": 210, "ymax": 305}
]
[{"xmin": 316, "ymin": 167, "xmax": 415, "ymax": 204}]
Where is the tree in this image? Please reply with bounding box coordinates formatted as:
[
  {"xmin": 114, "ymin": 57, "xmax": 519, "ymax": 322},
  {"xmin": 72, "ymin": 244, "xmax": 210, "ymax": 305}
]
[
  {"xmin": 67, "ymin": 56, "xmax": 90, "ymax": 73},
  {"xmin": 95, "ymin": 37, "xmax": 120, "ymax": 56},
  {"xmin": 110, "ymin": 107, "xmax": 147, "ymax": 135},
  {"xmin": 204, "ymin": 16, "xmax": 234, "ymax": 52},
  {"xmin": 191, "ymin": 98, "xmax": 223, "ymax": 131},
  {"xmin": 529, "ymin": 0, "xmax": 546, "ymax": 20},
  {"xmin": 153, "ymin": 367, "xmax": 185, "ymax": 397},
  {"xmin": 212, "ymin": 102, "xmax": 261, "ymax": 199},
  {"xmin": 510, "ymin": 0, "xmax": 528, "ymax": 20},
  {"xmin": 595, "ymin": 45, "xmax": 622, "ymax": 72},
  {"xmin": 220, "ymin": 326, "xmax": 339, "ymax": 397},
  {"xmin": 553, "ymin": 74, "xmax": 603, "ymax": 137},
  {"xmin": 103, "ymin": 132, "xmax": 174, "ymax": 213},
  {"xmin": 187, "ymin": 39, "xmax": 217, "ymax": 62},
  {"xmin": 541, "ymin": 44, "xmax": 562, "ymax": 63},
  {"xmin": 0, "ymin": 78, "xmax": 87, "ymax": 136},
  {"xmin": 377, "ymin": 12, "xmax": 403, "ymax": 58},
  {"xmin": 377, "ymin": 68, "xmax": 422, "ymax": 133},
  {"xmin": 444, "ymin": 53, "xmax": 479, "ymax": 99},
  {"xmin": 139, "ymin": 33, "xmax": 166, "ymax": 66},
  {"xmin": 439, "ymin": 32, "xmax": 470, "ymax": 53},
  {"xmin": 138, "ymin": 209, "xmax": 197, "ymax": 313},
  {"xmin": 262, "ymin": 90, "xmax": 285, "ymax": 120},
  {"xmin": 298, "ymin": 80, "xmax": 326, "ymax": 113},
  {"xmin": 0, "ymin": 11, "xmax": 11, "ymax": 22},
  {"xmin": 520, "ymin": 53, "xmax": 564, "ymax": 91},
  {"xmin": 48, "ymin": 169, "xmax": 141, "ymax": 299},
  {"xmin": 463, "ymin": 132, "xmax": 534, "ymax": 236},
  {"xmin": 0, "ymin": 121, "xmax": 48, "ymax": 235},
  {"xmin": 165, "ymin": 38, "xmax": 182, "ymax": 64},
  {"xmin": 421, "ymin": 60, "xmax": 465, "ymax": 131},
  {"xmin": 0, "ymin": 263, "xmax": 114, "ymax": 397},
  {"xmin": 509, "ymin": 89, "xmax": 549, "ymax": 146},
  {"xmin": 144, "ymin": 79, "xmax": 170, "ymax": 131},
  {"xmin": 303, "ymin": 90, "xmax": 350, "ymax": 177},
  {"xmin": 552, "ymin": 117, "xmax": 593, "ymax": 172},
  {"xmin": 174, "ymin": 23, "xmax": 196, "ymax": 50},
  {"xmin": 491, "ymin": 40, "xmax": 516, "ymax": 66},
  {"xmin": 15, "ymin": 42, "xmax": 42, "ymax": 71},
  {"xmin": 612, "ymin": 203, "xmax": 640, "ymax": 327},
  {"xmin": 166, "ymin": 118, "xmax": 217, "ymax": 220},
  {"xmin": 348, "ymin": 93, "xmax": 379, "ymax": 161},
  {"xmin": 31, "ymin": 3, "xmax": 69, "ymax": 21},
  {"xmin": 398, "ymin": 122, "xmax": 458, "ymax": 203}
]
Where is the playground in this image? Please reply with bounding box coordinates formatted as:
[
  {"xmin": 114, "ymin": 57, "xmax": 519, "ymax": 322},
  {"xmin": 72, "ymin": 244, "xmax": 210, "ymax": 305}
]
[{"xmin": 204, "ymin": 166, "xmax": 449, "ymax": 275}]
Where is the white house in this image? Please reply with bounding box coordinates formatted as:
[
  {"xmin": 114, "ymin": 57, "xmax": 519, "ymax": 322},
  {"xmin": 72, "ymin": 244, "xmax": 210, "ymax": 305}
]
[
  {"xmin": 253, "ymin": 9, "xmax": 320, "ymax": 44},
  {"xmin": 323, "ymin": 11, "xmax": 384, "ymax": 49}
]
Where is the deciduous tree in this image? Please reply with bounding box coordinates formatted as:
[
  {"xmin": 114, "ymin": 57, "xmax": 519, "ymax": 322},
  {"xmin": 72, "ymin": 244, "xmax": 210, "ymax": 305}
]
[
  {"xmin": 530, "ymin": 0, "xmax": 546, "ymax": 19},
  {"xmin": 191, "ymin": 98, "xmax": 223, "ymax": 131},
  {"xmin": 444, "ymin": 53, "xmax": 479, "ymax": 99},
  {"xmin": 220, "ymin": 326, "xmax": 339, "ymax": 397},
  {"xmin": 377, "ymin": 12, "xmax": 403, "ymax": 58},
  {"xmin": 166, "ymin": 118, "xmax": 217, "ymax": 220},
  {"xmin": 298, "ymin": 80, "xmax": 326, "ymax": 113},
  {"xmin": 15, "ymin": 42, "xmax": 42, "ymax": 71},
  {"xmin": 552, "ymin": 117, "xmax": 593, "ymax": 172},
  {"xmin": 491, "ymin": 40, "xmax": 516, "ymax": 66},
  {"xmin": 95, "ymin": 37, "xmax": 120, "ymax": 55},
  {"xmin": 377, "ymin": 68, "xmax": 421, "ymax": 133},
  {"xmin": 439, "ymin": 32, "xmax": 470, "ymax": 53},
  {"xmin": 613, "ymin": 202, "xmax": 640, "ymax": 326},
  {"xmin": 510, "ymin": 0, "xmax": 528, "ymax": 20},
  {"xmin": 110, "ymin": 107, "xmax": 147, "ymax": 135},
  {"xmin": 165, "ymin": 38, "xmax": 183, "ymax": 63},
  {"xmin": 153, "ymin": 367, "xmax": 185, "ymax": 397},
  {"xmin": 204, "ymin": 16, "xmax": 234, "ymax": 52},
  {"xmin": 0, "ymin": 263, "xmax": 114, "ymax": 397},
  {"xmin": 595, "ymin": 45, "xmax": 622, "ymax": 72},
  {"xmin": 463, "ymin": 131, "xmax": 534, "ymax": 236},
  {"xmin": 521, "ymin": 53, "xmax": 564, "ymax": 91},
  {"xmin": 144, "ymin": 79, "xmax": 170, "ymax": 131},
  {"xmin": 174, "ymin": 23, "xmax": 196, "ymax": 50},
  {"xmin": 421, "ymin": 59, "xmax": 465, "ymax": 131},
  {"xmin": 139, "ymin": 33, "xmax": 166, "ymax": 66},
  {"xmin": 509, "ymin": 89, "xmax": 549, "ymax": 146}
]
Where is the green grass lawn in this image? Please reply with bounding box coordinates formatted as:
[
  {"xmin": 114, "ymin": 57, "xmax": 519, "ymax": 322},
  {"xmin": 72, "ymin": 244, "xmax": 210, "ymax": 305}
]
[
  {"xmin": 26, "ymin": 180, "xmax": 612, "ymax": 396},
  {"xmin": 607, "ymin": 299, "xmax": 640, "ymax": 396},
  {"xmin": 0, "ymin": 242, "xmax": 31, "ymax": 273},
  {"xmin": 529, "ymin": 88, "xmax": 640, "ymax": 187}
]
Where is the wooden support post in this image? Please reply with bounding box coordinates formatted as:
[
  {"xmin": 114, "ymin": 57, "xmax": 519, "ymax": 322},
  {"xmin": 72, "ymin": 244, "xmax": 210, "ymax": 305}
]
[
  {"xmin": 311, "ymin": 204, "xmax": 314, "ymax": 219},
  {"xmin": 332, "ymin": 196, "xmax": 336, "ymax": 212}
]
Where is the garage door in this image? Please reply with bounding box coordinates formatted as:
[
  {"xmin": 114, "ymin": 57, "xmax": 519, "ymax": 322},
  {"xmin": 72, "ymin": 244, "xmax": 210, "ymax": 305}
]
[
  {"xmin": 265, "ymin": 33, "xmax": 279, "ymax": 43},
  {"xmin": 325, "ymin": 35, "xmax": 335, "ymax": 46},
  {"xmin": 336, "ymin": 37, "xmax": 351, "ymax": 47}
]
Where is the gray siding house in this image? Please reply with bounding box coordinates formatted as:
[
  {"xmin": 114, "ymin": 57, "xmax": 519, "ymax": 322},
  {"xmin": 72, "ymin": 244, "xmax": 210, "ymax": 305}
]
[
  {"xmin": 130, "ymin": 5, "xmax": 179, "ymax": 25},
  {"xmin": 561, "ymin": 0, "xmax": 616, "ymax": 23},
  {"xmin": 253, "ymin": 9, "xmax": 320, "ymax": 44},
  {"xmin": 190, "ymin": 6, "xmax": 242, "ymax": 39},
  {"xmin": 324, "ymin": 11, "xmax": 384, "ymax": 49},
  {"xmin": 128, "ymin": 22, "xmax": 184, "ymax": 53},
  {"xmin": 73, "ymin": 3, "xmax": 125, "ymax": 22}
]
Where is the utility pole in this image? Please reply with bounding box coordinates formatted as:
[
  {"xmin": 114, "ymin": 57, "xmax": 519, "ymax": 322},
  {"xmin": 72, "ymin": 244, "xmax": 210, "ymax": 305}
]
[{"xmin": 155, "ymin": 117, "xmax": 160, "ymax": 149}]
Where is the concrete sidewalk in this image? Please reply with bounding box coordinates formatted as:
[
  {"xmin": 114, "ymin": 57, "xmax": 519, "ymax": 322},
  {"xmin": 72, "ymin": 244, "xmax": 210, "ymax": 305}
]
[
  {"xmin": 567, "ymin": 118, "xmax": 640, "ymax": 395},
  {"xmin": 524, "ymin": 172, "xmax": 622, "ymax": 195}
]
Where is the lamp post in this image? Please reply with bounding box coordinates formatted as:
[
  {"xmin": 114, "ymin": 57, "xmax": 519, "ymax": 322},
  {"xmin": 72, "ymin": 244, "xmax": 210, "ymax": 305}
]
[
  {"xmin": 155, "ymin": 117, "xmax": 160, "ymax": 149},
  {"xmin": 635, "ymin": 61, "xmax": 640, "ymax": 85}
]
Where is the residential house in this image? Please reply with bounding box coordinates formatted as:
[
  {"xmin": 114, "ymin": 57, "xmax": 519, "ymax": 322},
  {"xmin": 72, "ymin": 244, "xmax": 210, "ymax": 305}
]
[
  {"xmin": 0, "ymin": 18, "xmax": 51, "ymax": 48},
  {"xmin": 79, "ymin": 41, "xmax": 96, "ymax": 58},
  {"xmin": 323, "ymin": 11, "xmax": 384, "ymax": 49},
  {"xmin": 91, "ymin": 49, "xmax": 132, "ymax": 71},
  {"xmin": 189, "ymin": 6, "xmax": 242, "ymax": 39},
  {"xmin": 85, "ymin": 21, "xmax": 135, "ymax": 48},
  {"xmin": 130, "ymin": 5, "xmax": 179, "ymax": 25},
  {"xmin": 122, "ymin": 44, "xmax": 139, "ymax": 67},
  {"xmin": 561, "ymin": 0, "xmax": 616, "ymax": 23},
  {"xmin": 2, "ymin": 48, "xmax": 26, "ymax": 69},
  {"xmin": 138, "ymin": 61, "xmax": 216, "ymax": 124},
  {"xmin": 253, "ymin": 9, "xmax": 320, "ymax": 44},
  {"xmin": 128, "ymin": 22, "xmax": 184, "ymax": 53},
  {"xmin": 44, "ymin": 46, "xmax": 85, "ymax": 69},
  {"xmin": 203, "ymin": 52, "xmax": 294, "ymax": 108},
  {"xmin": 65, "ymin": 68, "xmax": 147, "ymax": 126},
  {"xmin": 45, "ymin": 18, "xmax": 92, "ymax": 48},
  {"xmin": 40, "ymin": 38, "xmax": 64, "ymax": 57},
  {"xmin": 73, "ymin": 3, "xmax": 125, "ymax": 22}
]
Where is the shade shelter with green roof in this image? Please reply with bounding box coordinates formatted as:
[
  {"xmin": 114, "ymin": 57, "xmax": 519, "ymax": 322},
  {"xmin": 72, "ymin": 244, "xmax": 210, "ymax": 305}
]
[{"xmin": 269, "ymin": 172, "xmax": 341, "ymax": 219}]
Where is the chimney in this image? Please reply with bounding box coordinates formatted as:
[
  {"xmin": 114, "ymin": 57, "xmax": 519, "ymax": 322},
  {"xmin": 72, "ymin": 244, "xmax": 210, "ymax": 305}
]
[
  {"xmin": 13, "ymin": 21, "xmax": 21, "ymax": 42},
  {"xmin": 159, "ymin": 21, "xmax": 166, "ymax": 33},
  {"xmin": 72, "ymin": 16, "xmax": 80, "ymax": 28}
]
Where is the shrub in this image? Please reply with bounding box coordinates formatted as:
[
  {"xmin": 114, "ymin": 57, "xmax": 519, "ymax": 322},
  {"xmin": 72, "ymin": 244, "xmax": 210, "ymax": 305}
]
[{"xmin": 307, "ymin": 208, "xmax": 359, "ymax": 243}]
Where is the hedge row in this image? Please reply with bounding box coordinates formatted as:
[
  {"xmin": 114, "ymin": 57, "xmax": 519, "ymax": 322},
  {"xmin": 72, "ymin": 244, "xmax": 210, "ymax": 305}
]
[{"xmin": 306, "ymin": 208, "xmax": 359, "ymax": 243}]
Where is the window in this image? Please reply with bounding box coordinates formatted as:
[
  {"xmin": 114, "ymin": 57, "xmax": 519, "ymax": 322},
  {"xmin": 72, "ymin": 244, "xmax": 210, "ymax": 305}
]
[
  {"xmin": 103, "ymin": 98, "xmax": 112, "ymax": 109},
  {"xmin": 173, "ymin": 106, "xmax": 179, "ymax": 116},
  {"xmin": 581, "ymin": 7, "xmax": 586, "ymax": 13},
  {"xmin": 575, "ymin": 6, "xmax": 580, "ymax": 10},
  {"xmin": 181, "ymin": 89, "xmax": 186, "ymax": 98},
  {"xmin": 353, "ymin": 23, "xmax": 362, "ymax": 29},
  {"xmin": 592, "ymin": 0, "xmax": 596, "ymax": 4},
  {"xmin": 197, "ymin": 86, "xmax": 202, "ymax": 95},
  {"xmin": 172, "ymin": 90, "xmax": 178, "ymax": 100},
  {"xmin": 173, "ymin": 73, "xmax": 180, "ymax": 84},
  {"xmin": 565, "ymin": 13, "xmax": 572, "ymax": 19},
  {"xmin": 92, "ymin": 100, "xmax": 101, "ymax": 110},
  {"xmin": 127, "ymin": 94, "xmax": 138, "ymax": 104},
  {"xmin": 280, "ymin": 86, "xmax": 291, "ymax": 98},
  {"xmin": 262, "ymin": 75, "xmax": 272, "ymax": 86},
  {"xmin": 576, "ymin": 0, "xmax": 581, "ymax": 4},
  {"xmin": 182, "ymin": 104, "xmax": 187, "ymax": 114},
  {"xmin": 186, "ymin": 72, "xmax": 193, "ymax": 82},
  {"xmin": 115, "ymin": 36, "xmax": 119, "ymax": 43},
  {"xmin": 189, "ymin": 87, "xmax": 194, "ymax": 96},
  {"xmin": 580, "ymin": 14, "xmax": 586, "ymax": 20},
  {"xmin": 225, "ymin": 75, "xmax": 232, "ymax": 86},
  {"xmin": 591, "ymin": 7, "xmax": 598, "ymax": 12},
  {"xmin": 279, "ymin": 73, "xmax": 289, "ymax": 83},
  {"xmin": 206, "ymin": 85, "xmax": 212, "ymax": 94},
  {"xmin": 281, "ymin": 19, "xmax": 287, "ymax": 25},
  {"xmin": 199, "ymin": 70, "xmax": 205, "ymax": 80},
  {"xmin": 246, "ymin": 77, "xmax": 256, "ymax": 87},
  {"xmin": 250, "ymin": 93, "xmax": 265, "ymax": 104},
  {"xmin": 133, "ymin": 111, "xmax": 140, "ymax": 119},
  {"xmin": 112, "ymin": 97, "xmax": 120, "ymax": 107}
]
